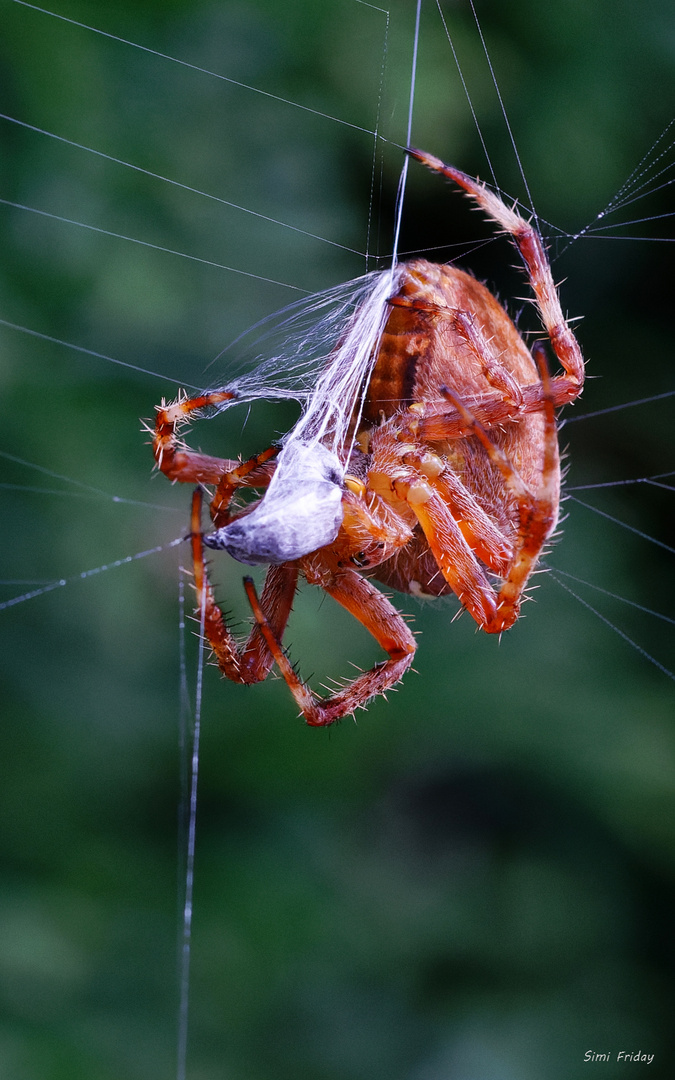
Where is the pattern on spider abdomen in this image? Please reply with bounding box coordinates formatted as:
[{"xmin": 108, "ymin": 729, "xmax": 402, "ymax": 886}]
[{"xmin": 364, "ymin": 261, "xmax": 532, "ymax": 409}]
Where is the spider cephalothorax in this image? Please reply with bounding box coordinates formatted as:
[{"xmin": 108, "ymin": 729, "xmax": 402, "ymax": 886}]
[{"xmin": 152, "ymin": 150, "xmax": 584, "ymax": 725}]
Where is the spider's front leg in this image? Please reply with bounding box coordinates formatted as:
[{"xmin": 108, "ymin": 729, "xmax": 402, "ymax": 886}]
[
  {"xmin": 244, "ymin": 566, "xmax": 416, "ymax": 727},
  {"xmin": 191, "ymin": 489, "xmax": 298, "ymax": 684},
  {"xmin": 409, "ymin": 148, "xmax": 585, "ymax": 404},
  {"xmin": 152, "ymin": 390, "xmax": 241, "ymax": 483}
]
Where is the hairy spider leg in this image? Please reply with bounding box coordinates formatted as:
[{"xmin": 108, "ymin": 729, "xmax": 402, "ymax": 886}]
[
  {"xmin": 155, "ymin": 391, "xmax": 290, "ymax": 676},
  {"xmin": 408, "ymin": 149, "xmax": 585, "ymax": 401},
  {"xmin": 414, "ymin": 465, "xmax": 514, "ymax": 575},
  {"xmin": 388, "ymin": 294, "xmax": 576, "ymax": 444},
  {"xmin": 153, "ymin": 390, "xmax": 240, "ymax": 483},
  {"xmin": 391, "ymin": 374, "xmax": 557, "ymax": 634},
  {"xmin": 415, "ymin": 377, "xmax": 573, "ymax": 441},
  {"xmin": 388, "ymin": 296, "xmax": 524, "ymax": 407},
  {"xmin": 244, "ymin": 568, "xmax": 416, "ymax": 726},
  {"xmin": 153, "ymin": 151, "xmax": 585, "ymax": 721},
  {"xmin": 191, "ymin": 489, "xmax": 298, "ymax": 683},
  {"xmin": 401, "ymin": 481, "xmax": 501, "ymax": 626},
  {"xmin": 439, "ymin": 352, "xmax": 558, "ymax": 633},
  {"xmin": 371, "ymin": 270, "xmax": 564, "ymax": 627},
  {"xmin": 209, "ymin": 446, "xmax": 278, "ymax": 527}
]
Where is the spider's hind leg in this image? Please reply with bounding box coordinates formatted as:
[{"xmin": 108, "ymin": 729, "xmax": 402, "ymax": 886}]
[{"xmin": 243, "ymin": 569, "xmax": 416, "ymax": 727}]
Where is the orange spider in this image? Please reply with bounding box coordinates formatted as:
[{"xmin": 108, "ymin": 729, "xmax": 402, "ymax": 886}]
[{"xmin": 152, "ymin": 150, "xmax": 584, "ymax": 726}]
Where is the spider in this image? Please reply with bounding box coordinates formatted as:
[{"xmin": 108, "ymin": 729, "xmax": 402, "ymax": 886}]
[{"xmin": 152, "ymin": 149, "xmax": 584, "ymax": 726}]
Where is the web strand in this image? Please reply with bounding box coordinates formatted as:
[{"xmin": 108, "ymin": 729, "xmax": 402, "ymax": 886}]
[
  {"xmin": 390, "ymin": 0, "xmax": 422, "ymax": 270},
  {"xmin": 0, "ymin": 114, "xmax": 364, "ymax": 259},
  {"xmin": 12, "ymin": 0, "xmax": 377, "ymax": 135},
  {"xmin": 176, "ymin": 583, "xmax": 206, "ymax": 1080},
  {"xmin": 550, "ymin": 574, "xmax": 675, "ymax": 682}
]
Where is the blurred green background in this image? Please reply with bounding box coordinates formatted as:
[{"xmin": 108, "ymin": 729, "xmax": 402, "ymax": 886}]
[{"xmin": 1, "ymin": 0, "xmax": 674, "ymax": 1077}]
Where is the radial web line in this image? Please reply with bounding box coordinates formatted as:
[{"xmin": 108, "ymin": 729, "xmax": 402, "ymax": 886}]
[
  {"xmin": 467, "ymin": 0, "xmax": 537, "ymax": 221},
  {"xmin": 0, "ymin": 538, "xmax": 185, "ymax": 611},
  {"xmin": 568, "ymin": 470, "xmax": 675, "ymax": 493},
  {"xmin": 600, "ymin": 119, "xmax": 675, "ymax": 216},
  {"xmin": 0, "ymin": 114, "xmax": 363, "ymax": 258},
  {"xmin": 434, "ymin": 0, "xmax": 497, "ymax": 187},
  {"xmin": 0, "ymin": 318, "xmax": 202, "ymax": 389},
  {"xmin": 545, "ymin": 566, "xmax": 675, "ymax": 627},
  {"xmin": 177, "ymin": 588, "xmax": 206, "ymax": 1080},
  {"xmin": 0, "ymin": 449, "xmax": 183, "ymax": 512},
  {"xmin": 567, "ymin": 496, "xmax": 675, "ymax": 556},
  {"xmin": 0, "ymin": 195, "xmax": 312, "ymax": 292},
  {"xmin": 12, "ymin": 0, "xmax": 376, "ymax": 135},
  {"xmin": 559, "ymin": 388, "xmax": 675, "ymax": 426},
  {"xmin": 584, "ymin": 208, "xmax": 675, "ymax": 236},
  {"xmin": 550, "ymin": 575, "xmax": 675, "ymax": 682},
  {"xmin": 0, "ymin": 482, "xmax": 183, "ymax": 511},
  {"xmin": 390, "ymin": 0, "xmax": 422, "ymax": 268},
  {"xmin": 364, "ymin": 4, "xmax": 390, "ymax": 271},
  {"xmin": 176, "ymin": 574, "xmax": 192, "ymax": 990},
  {"xmin": 554, "ymin": 119, "xmax": 675, "ymax": 257}
]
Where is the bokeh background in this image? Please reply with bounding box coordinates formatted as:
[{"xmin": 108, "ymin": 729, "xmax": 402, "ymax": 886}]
[{"xmin": 1, "ymin": 1, "xmax": 674, "ymax": 1077}]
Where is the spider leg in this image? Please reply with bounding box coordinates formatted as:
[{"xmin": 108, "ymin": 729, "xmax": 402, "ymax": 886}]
[
  {"xmin": 409, "ymin": 149, "xmax": 584, "ymax": 403},
  {"xmin": 415, "ymin": 376, "xmax": 575, "ymax": 441},
  {"xmin": 209, "ymin": 446, "xmax": 278, "ymax": 527},
  {"xmin": 397, "ymin": 481, "xmax": 500, "ymax": 627},
  {"xmin": 191, "ymin": 488, "xmax": 298, "ymax": 683},
  {"xmin": 390, "ymin": 297, "xmax": 578, "ymax": 443},
  {"xmin": 243, "ymin": 569, "xmax": 416, "ymax": 727},
  {"xmin": 153, "ymin": 389, "xmax": 240, "ymax": 483},
  {"xmin": 389, "ymin": 297, "xmax": 524, "ymax": 405},
  {"xmin": 440, "ymin": 364, "xmax": 558, "ymax": 632},
  {"xmin": 390, "ymin": 415, "xmax": 555, "ymax": 630},
  {"xmin": 428, "ymin": 468, "xmax": 513, "ymax": 575},
  {"xmin": 396, "ymin": 303, "xmax": 576, "ymax": 444},
  {"xmin": 369, "ymin": 431, "xmax": 514, "ymax": 575}
]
